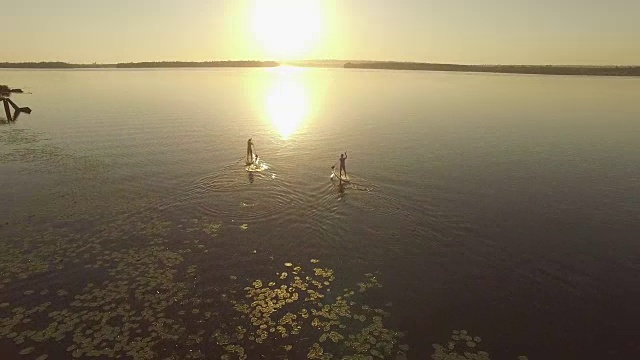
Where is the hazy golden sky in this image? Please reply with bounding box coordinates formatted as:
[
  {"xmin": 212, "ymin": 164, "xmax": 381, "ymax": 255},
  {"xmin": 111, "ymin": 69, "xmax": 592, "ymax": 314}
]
[{"xmin": 2, "ymin": 0, "xmax": 639, "ymax": 65}]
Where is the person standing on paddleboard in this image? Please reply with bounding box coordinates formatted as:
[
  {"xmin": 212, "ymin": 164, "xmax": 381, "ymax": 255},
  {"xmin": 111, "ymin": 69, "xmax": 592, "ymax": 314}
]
[
  {"xmin": 247, "ymin": 138, "xmax": 255, "ymax": 164},
  {"xmin": 339, "ymin": 151, "xmax": 348, "ymax": 178}
]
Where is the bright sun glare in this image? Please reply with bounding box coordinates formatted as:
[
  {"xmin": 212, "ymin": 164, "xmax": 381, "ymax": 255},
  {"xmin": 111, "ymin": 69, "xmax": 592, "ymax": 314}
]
[
  {"xmin": 265, "ymin": 68, "xmax": 309, "ymax": 139},
  {"xmin": 253, "ymin": 0, "xmax": 323, "ymax": 59}
]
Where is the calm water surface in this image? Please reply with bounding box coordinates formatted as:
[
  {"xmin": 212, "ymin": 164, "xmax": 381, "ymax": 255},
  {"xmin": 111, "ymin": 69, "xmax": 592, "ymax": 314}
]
[{"xmin": 1, "ymin": 68, "xmax": 639, "ymax": 359}]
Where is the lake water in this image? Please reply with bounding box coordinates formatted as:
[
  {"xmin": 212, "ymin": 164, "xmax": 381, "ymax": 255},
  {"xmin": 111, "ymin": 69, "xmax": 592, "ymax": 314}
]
[{"xmin": 1, "ymin": 68, "xmax": 639, "ymax": 359}]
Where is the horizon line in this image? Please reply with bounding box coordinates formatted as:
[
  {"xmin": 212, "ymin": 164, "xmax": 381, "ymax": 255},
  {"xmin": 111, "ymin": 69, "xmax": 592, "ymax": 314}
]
[{"xmin": 1, "ymin": 60, "xmax": 639, "ymax": 68}]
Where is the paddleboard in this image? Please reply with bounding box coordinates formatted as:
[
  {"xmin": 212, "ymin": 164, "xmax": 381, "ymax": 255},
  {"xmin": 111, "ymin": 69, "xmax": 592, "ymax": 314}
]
[
  {"xmin": 331, "ymin": 170, "xmax": 350, "ymax": 183},
  {"xmin": 246, "ymin": 158, "xmax": 269, "ymax": 172},
  {"xmin": 246, "ymin": 165, "xmax": 265, "ymax": 172}
]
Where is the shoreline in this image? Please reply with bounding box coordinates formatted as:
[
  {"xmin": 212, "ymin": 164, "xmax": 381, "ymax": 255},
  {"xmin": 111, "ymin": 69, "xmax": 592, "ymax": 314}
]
[
  {"xmin": 0, "ymin": 61, "xmax": 279, "ymax": 69},
  {"xmin": 1, "ymin": 61, "xmax": 639, "ymax": 77},
  {"xmin": 343, "ymin": 62, "xmax": 640, "ymax": 77}
]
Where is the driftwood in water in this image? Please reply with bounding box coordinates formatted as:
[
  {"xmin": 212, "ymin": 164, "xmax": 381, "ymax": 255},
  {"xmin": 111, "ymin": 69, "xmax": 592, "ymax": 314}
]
[
  {"xmin": 0, "ymin": 85, "xmax": 24, "ymax": 96},
  {"xmin": 1, "ymin": 84, "xmax": 31, "ymax": 121},
  {"xmin": 2, "ymin": 97, "xmax": 31, "ymax": 122},
  {"xmin": 2, "ymin": 98, "xmax": 11, "ymax": 121}
]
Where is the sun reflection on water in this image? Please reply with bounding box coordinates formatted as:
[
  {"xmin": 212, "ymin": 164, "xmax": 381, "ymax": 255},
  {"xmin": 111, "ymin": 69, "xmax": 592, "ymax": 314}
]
[{"xmin": 264, "ymin": 67, "xmax": 310, "ymax": 140}]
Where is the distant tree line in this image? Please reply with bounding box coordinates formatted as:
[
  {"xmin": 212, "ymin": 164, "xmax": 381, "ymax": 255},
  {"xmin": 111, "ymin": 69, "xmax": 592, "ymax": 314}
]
[
  {"xmin": 344, "ymin": 62, "xmax": 640, "ymax": 76},
  {"xmin": 115, "ymin": 61, "xmax": 279, "ymax": 68},
  {"xmin": 3, "ymin": 61, "xmax": 638, "ymax": 76},
  {"xmin": 0, "ymin": 61, "xmax": 279, "ymax": 69},
  {"xmin": 0, "ymin": 62, "xmax": 108, "ymax": 69}
]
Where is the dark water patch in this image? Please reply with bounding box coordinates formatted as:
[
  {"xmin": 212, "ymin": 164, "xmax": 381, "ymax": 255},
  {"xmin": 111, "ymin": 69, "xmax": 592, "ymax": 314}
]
[{"xmin": 343, "ymin": 190, "xmax": 402, "ymax": 216}]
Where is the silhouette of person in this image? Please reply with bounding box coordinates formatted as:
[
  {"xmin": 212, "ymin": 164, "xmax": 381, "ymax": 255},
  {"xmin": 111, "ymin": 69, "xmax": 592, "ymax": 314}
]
[
  {"xmin": 339, "ymin": 152, "xmax": 348, "ymax": 178},
  {"xmin": 247, "ymin": 138, "xmax": 255, "ymax": 164}
]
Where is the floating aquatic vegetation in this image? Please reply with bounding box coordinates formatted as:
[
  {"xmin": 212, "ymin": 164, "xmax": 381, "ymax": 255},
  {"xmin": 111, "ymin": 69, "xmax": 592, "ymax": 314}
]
[
  {"xmin": 136, "ymin": 219, "xmax": 173, "ymax": 238},
  {"xmin": 307, "ymin": 342, "xmax": 330, "ymax": 359},
  {"xmin": 0, "ymin": 242, "xmax": 50, "ymax": 289},
  {"xmin": 356, "ymin": 273, "xmax": 382, "ymax": 293},
  {"xmin": 0, "ymin": 186, "xmax": 407, "ymax": 360},
  {"xmin": 0, "ymin": 240, "xmax": 196, "ymax": 359},
  {"xmin": 19, "ymin": 346, "xmax": 35, "ymax": 354},
  {"xmin": 222, "ymin": 344, "xmax": 246, "ymax": 359},
  {"xmin": 185, "ymin": 218, "xmax": 222, "ymax": 237},
  {"xmin": 431, "ymin": 330, "xmax": 493, "ymax": 360},
  {"xmin": 226, "ymin": 263, "xmax": 404, "ymax": 359}
]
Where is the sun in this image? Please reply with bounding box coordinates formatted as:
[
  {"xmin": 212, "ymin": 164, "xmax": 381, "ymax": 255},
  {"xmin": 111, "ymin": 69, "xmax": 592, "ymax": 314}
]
[{"xmin": 253, "ymin": 0, "xmax": 323, "ymax": 59}]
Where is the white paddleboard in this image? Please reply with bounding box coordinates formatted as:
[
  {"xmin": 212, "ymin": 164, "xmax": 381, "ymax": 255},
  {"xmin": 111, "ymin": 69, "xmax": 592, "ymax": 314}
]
[
  {"xmin": 331, "ymin": 170, "xmax": 350, "ymax": 183},
  {"xmin": 246, "ymin": 165, "xmax": 265, "ymax": 172},
  {"xmin": 246, "ymin": 158, "xmax": 269, "ymax": 172}
]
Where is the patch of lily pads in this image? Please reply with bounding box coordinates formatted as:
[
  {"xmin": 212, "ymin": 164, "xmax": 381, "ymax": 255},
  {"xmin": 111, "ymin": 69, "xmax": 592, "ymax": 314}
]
[
  {"xmin": 0, "ymin": 207, "xmax": 410, "ymax": 359},
  {"xmin": 0, "ymin": 199, "xmax": 533, "ymax": 360},
  {"xmin": 431, "ymin": 330, "xmax": 529, "ymax": 360}
]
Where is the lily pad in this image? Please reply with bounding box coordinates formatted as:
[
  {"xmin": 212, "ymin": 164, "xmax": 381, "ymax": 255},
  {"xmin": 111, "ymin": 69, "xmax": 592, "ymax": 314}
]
[{"xmin": 19, "ymin": 347, "xmax": 35, "ymax": 355}]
